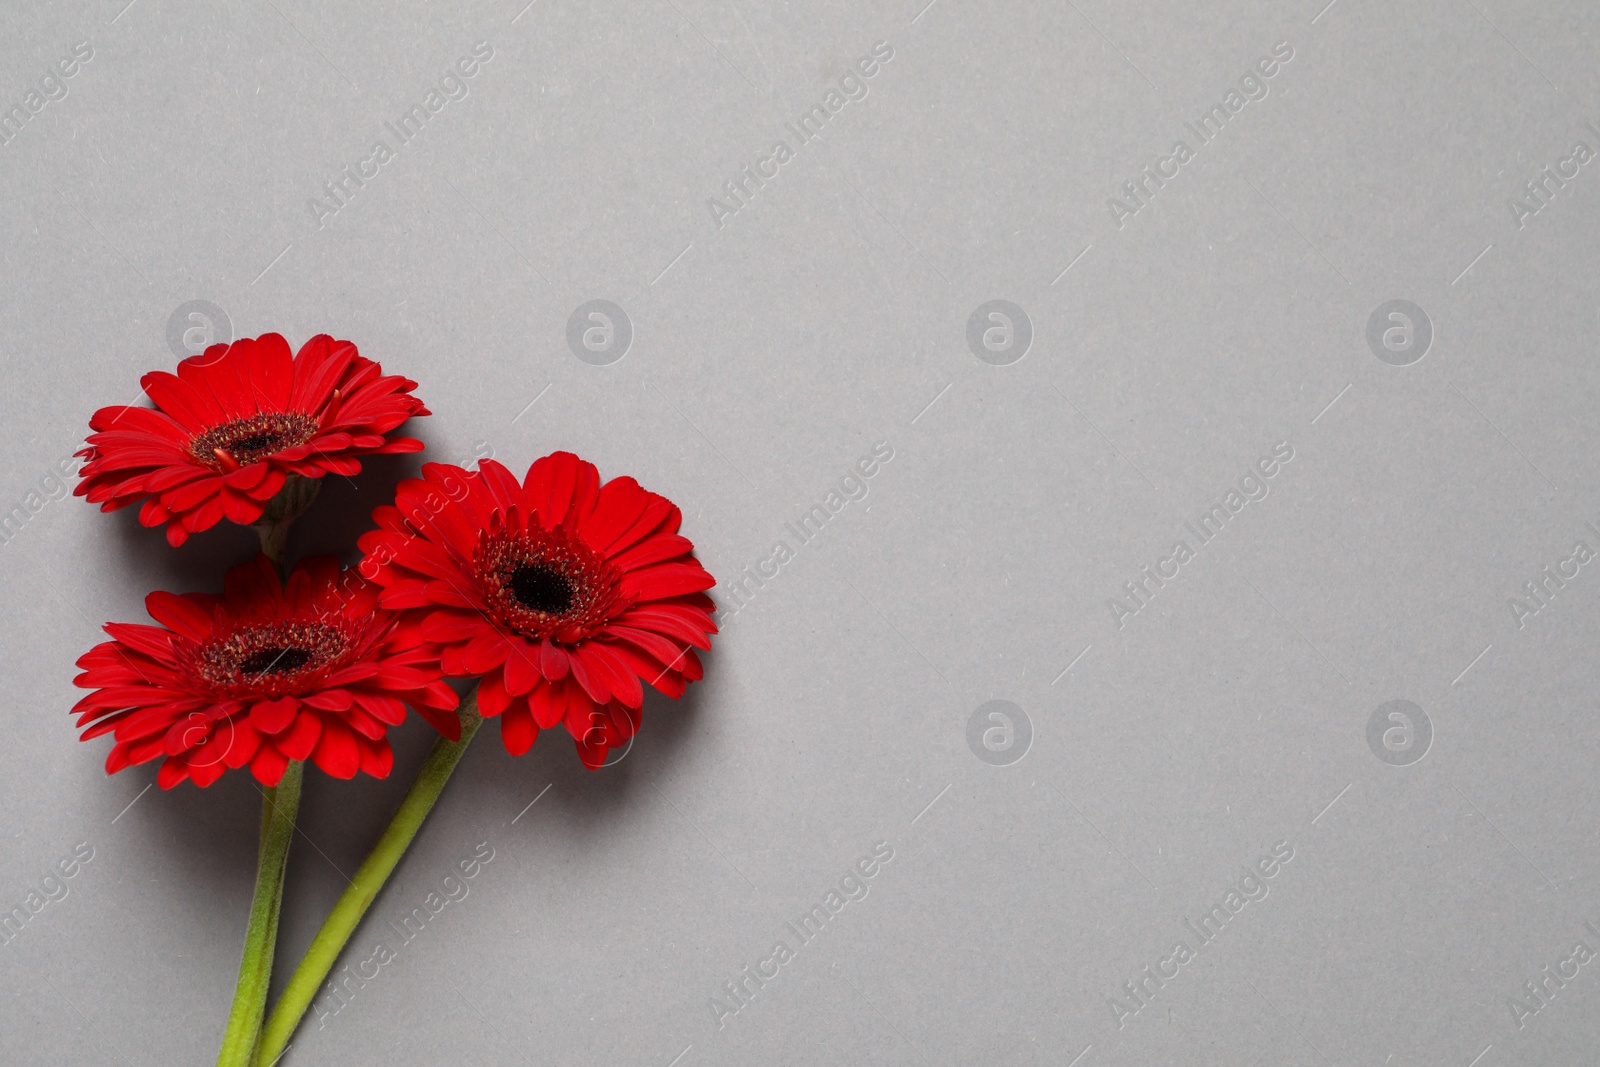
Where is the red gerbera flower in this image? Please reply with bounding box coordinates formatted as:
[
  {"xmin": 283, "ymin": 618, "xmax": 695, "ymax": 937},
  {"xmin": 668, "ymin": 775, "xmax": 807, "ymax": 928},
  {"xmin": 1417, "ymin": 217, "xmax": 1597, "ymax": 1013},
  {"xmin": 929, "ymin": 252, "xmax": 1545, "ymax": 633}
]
[
  {"xmin": 357, "ymin": 453, "xmax": 717, "ymax": 768},
  {"xmin": 75, "ymin": 333, "xmax": 429, "ymax": 546},
  {"xmin": 72, "ymin": 554, "xmax": 459, "ymax": 789}
]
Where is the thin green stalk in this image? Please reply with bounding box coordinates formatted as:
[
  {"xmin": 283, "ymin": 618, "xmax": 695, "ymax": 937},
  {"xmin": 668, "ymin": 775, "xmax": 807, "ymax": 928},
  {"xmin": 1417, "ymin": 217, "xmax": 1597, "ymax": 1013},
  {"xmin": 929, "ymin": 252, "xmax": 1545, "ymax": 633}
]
[
  {"xmin": 254, "ymin": 691, "xmax": 482, "ymax": 1066},
  {"xmin": 217, "ymin": 761, "xmax": 304, "ymax": 1067},
  {"xmin": 254, "ymin": 475, "xmax": 321, "ymax": 572}
]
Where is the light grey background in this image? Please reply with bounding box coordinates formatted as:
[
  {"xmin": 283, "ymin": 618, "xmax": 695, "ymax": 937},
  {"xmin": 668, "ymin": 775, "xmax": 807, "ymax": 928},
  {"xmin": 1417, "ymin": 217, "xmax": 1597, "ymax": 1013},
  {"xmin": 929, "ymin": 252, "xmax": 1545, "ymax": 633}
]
[{"xmin": 3, "ymin": 0, "xmax": 1599, "ymax": 1063}]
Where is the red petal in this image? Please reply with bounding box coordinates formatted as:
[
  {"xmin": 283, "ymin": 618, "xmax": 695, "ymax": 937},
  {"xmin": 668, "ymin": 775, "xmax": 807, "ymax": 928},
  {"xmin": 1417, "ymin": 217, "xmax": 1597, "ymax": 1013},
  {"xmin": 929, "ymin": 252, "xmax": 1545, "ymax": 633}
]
[
  {"xmin": 609, "ymin": 533, "xmax": 696, "ymax": 573},
  {"xmin": 477, "ymin": 668, "xmax": 512, "ymax": 718},
  {"xmin": 528, "ymin": 681, "xmax": 569, "ymax": 730},
  {"xmin": 140, "ymin": 370, "xmax": 220, "ymax": 427},
  {"xmin": 503, "ymin": 643, "xmax": 541, "ymax": 695},
  {"xmin": 579, "ymin": 475, "xmax": 647, "ymax": 553},
  {"xmin": 251, "ymin": 744, "xmax": 289, "ymax": 785},
  {"xmin": 566, "ymin": 645, "xmax": 612, "ymax": 704},
  {"xmin": 221, "ymin": 490, "xmax": 263, "ymax": 525},
  {"xmin": 104, "ymin": 743, "xmax": 135, "ymax": 776},
  {"xmin": 540, "ymin": 639, "xmax": 570, "ymax": 681},
  {"xmin": 574, "ymin": 731, "xmax": 607, "ymax": 769},
  {"xmin": 250, "ymin": 697, "xmax": 299, "ymax": 735},
  {"xmin": 223, "ymin": 554, "xmax": 284, "ymax": 610},
  {"xmin": 162, "ymin": 714, "xmax": 210, "ymax": 757},
  {"xmin": 500, "ymin": 703, "xmax": 539, "ymax": 756},
  {"xmin": 277, "ymin": 712, "xmax": 322, "ymax": 760},
  {"xmin": 188, "ymin": 757, "xmax": 228, "ymax": 788},
  {"xmin": 302, "ymin": 689, "xmax": 353, "ymax": 711},
  {"xmin": 524, "ymin": 451, "xmax": 600, "ymax": 528},
  {"xmin": 354, "ymin": 734, "xmax": 394, "ymax": 778},
  {"xmin": 221, "ymin": 718, "xmax": 261, "ymax": 769},
  {"xmin": 144, "ymin": 591, "xmax": 214, "ymax": 641},
  {"xmin": 578, "ymin": 643, "xmax": 642, "ymax": 708},
  {"xmin": 357, "ymin": 693, "xmax": 408, "ymax": 726},
  {"xmin": 101, "ymin": 622, "xmax": 182, "ymax": 664},
  {"xmin": 223, "ymin": 462, "xmax": 272, "ymax": 491},
  {"xmin": 413, "ymin": 702, "xmax": 462, "ymax": 741},
  {"xmin": 139, "ymin": 498, "xmax": 170, "ymax": 526},
  {"xmin": 255, "ymin": 334, "xmax": 296, "ymax": 410},
  {"xmin": 312, "ymin": 716, "xmax": 360, "ymax": 778},
  {"xmin": 156, "ymin": 759, "xmax": 190, "ymax": 789},
  {"xmin": 164, "ymin": 473, "xmax": 228, "ymax": 512},
  {"xmin": 289, "ymin": 335, "xmax": 359, "ymax": 412},
  {"xmin": 620, "ymin": 562, "xmax": 716, "ymax": 602},
  {"xmin": 462, "ymin": 630, "xmax": 512, "ymax": 675}
]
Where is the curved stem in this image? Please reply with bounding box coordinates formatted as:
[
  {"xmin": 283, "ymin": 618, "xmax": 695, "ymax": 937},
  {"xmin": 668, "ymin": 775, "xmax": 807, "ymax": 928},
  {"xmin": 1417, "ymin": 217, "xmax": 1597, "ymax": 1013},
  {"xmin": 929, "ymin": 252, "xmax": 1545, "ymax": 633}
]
[
  {"xmin": 256, "ymin": 523, "xmax": 292, "ymax": 573},
  {"xmin": 254, "ymin": 475, "xmax": 321, "ymax": 573},
  {"xmin": 217, "ymin": 761, "xmax": 304, "ymax": 1067},
  {"xmin": 253, "ymin": 691, "xmax": 482, "ymax": 1066}
]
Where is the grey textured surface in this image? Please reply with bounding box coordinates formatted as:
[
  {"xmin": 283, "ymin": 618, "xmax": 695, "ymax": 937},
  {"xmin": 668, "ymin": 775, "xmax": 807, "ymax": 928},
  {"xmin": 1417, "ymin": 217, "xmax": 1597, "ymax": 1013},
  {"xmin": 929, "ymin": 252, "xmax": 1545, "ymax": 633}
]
[{"xmin": 3, "ymin": 1, "xmax": 1600, "ymax": 1064}]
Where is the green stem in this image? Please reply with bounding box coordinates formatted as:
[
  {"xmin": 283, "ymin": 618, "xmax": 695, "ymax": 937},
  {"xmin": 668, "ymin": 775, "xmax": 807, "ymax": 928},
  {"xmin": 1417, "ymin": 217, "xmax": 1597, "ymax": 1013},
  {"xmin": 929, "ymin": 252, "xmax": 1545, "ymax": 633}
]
[
  {"xmin": 217, "ymin": 761, "xmax": 304, "ymax": 1067},
  {"xmin": 254, "ymin": 475, "xmax": 321, "ymax": 572},
  {"xmin": 253, "ymin": 691, "xmax": 482, "ymax": 1066}
]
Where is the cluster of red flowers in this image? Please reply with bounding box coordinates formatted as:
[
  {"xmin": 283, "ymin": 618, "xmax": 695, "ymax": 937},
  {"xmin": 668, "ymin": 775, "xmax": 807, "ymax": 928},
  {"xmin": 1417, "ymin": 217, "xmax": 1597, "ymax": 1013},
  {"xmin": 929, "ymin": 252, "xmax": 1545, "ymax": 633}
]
[{"xmin": 72, "ymin": 334, "xmax": 716, "ymax": 787}]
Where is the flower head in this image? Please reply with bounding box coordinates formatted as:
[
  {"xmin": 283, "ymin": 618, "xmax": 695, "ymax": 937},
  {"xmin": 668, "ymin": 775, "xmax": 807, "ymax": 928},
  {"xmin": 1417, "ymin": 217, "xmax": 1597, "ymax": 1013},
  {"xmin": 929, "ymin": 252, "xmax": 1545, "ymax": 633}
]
[
  {"xmin": 72, "ymin": 554, "xmax": 458, "ymax": 788},
  {"xmin": 357, "ymin": 453, "xmax": 717, "ymax": 767},
  {"xmin": 75, "ymin": 333, "xmax": 429, "ymax": 546}
]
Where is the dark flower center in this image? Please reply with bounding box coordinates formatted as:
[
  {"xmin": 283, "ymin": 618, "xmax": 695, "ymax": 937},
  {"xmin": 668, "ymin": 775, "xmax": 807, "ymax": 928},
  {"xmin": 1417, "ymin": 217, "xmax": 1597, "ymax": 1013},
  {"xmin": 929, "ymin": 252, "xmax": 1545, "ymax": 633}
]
[
  {"xmin": 477, "ymin": 528, "xmax": 626, "ymax": 643},
  {"xmin": 238, "ymin": 647, "xmax": 314, "ymax": 675},
  {"xmin": 196, "ymin": 621, "xmax": 351, "ymax": 695},
  {"xmin": 509, "ymin": 563, "xmax": 574, "ymax": 614},
  {"xmin": 190, "ymin": 412, "xmax": 320, "ymax": 469},
  {"xmin": 230, "ymin": 433, "xmax": 283, "ymax": 454}
]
